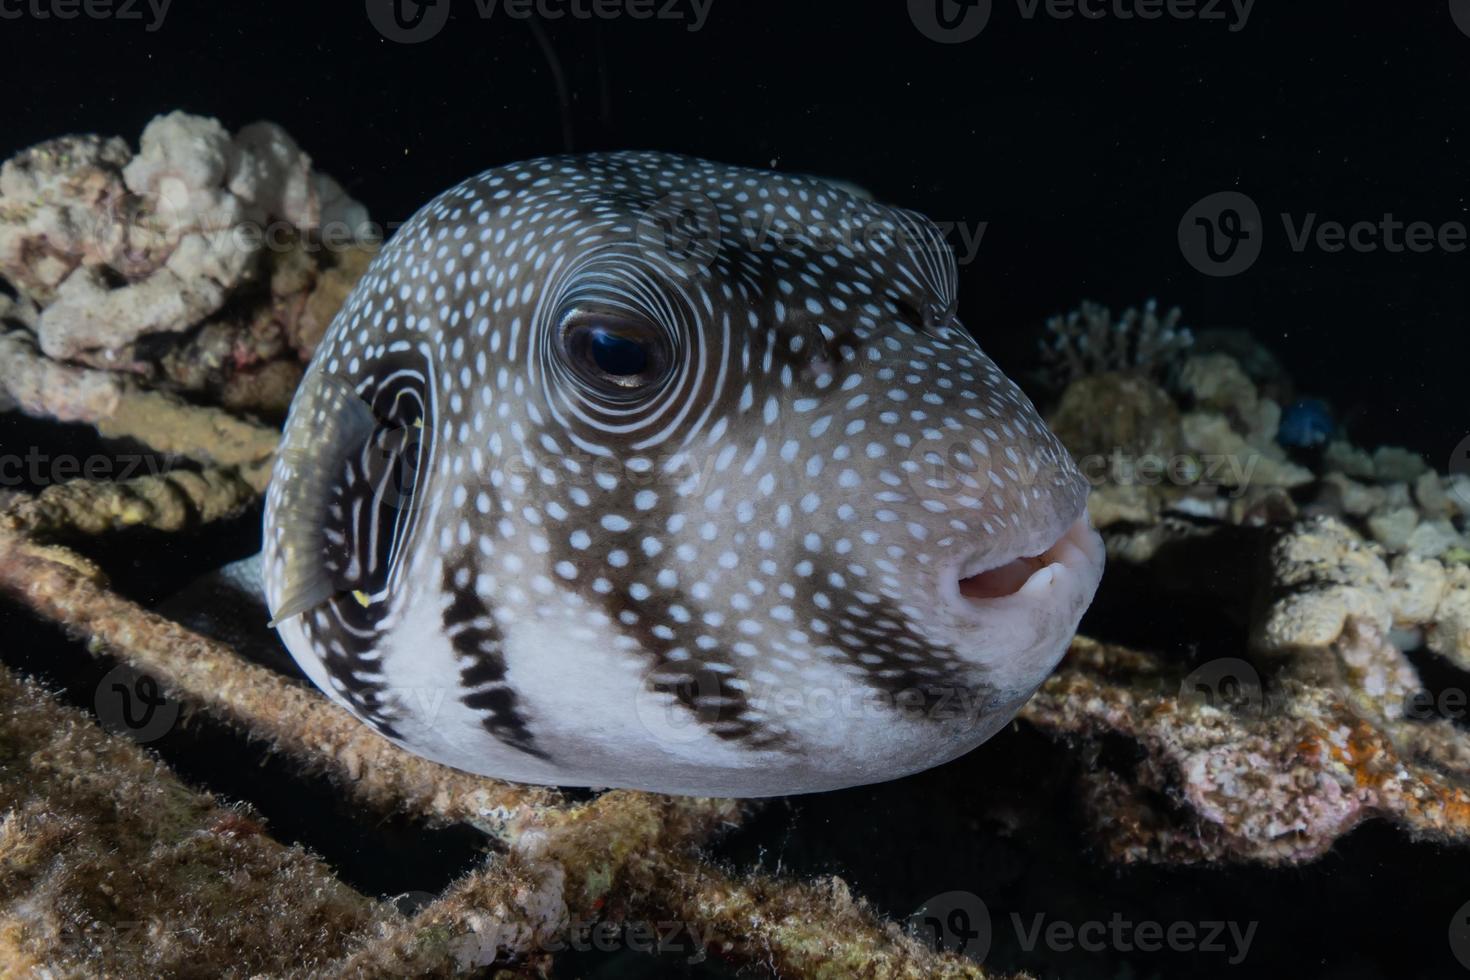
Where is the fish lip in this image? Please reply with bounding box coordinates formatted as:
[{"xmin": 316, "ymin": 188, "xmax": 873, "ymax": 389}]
[{"xmin": 941, "ymin": 511, "xmax": 1105, "ymax": 617}]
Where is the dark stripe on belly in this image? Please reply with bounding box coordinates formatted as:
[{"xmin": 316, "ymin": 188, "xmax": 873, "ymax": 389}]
[
  {"xmin": 441, "ymin": 560, "xmax": 549, "ymax": 760},
  {"xmin": 794, "ymin": 569, "xmax": 994, "ymax": 720}
]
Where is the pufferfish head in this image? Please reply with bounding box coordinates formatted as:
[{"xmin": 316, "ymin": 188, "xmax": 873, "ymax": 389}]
[{"xmin": 263, "ymin": 152, "xmax": 1104, "ymax": 797}]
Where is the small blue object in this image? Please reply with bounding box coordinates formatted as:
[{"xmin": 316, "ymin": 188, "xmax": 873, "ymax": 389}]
[{"xmin": 1278, "ymin": 398, "xmax": 1334, "ymax": 448}]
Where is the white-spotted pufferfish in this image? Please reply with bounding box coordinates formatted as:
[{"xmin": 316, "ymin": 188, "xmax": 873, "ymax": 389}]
[{"xmin": 263, "ymin": 152, "xmax": 1104, "ymax": 797}]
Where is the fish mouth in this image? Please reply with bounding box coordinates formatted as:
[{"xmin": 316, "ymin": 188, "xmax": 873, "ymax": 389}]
[{"xmin": 949, "ymin": 514, "xmax": 1104, "ymax": 608}]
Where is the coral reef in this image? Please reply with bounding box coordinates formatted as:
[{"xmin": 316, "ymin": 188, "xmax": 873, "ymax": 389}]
[
  {"xmin": 1021, "ymin": 304, "xmax": 1470, "ymax": 866},
  {"xmin": 3, "ymin": 110, "xmax": 1468, "ymax": 972}
]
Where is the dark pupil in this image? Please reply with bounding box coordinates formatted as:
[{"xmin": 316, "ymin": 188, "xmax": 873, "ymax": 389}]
[{"xmin": 589, "ymin": 328, "xmax": 649, "ymax": 376}]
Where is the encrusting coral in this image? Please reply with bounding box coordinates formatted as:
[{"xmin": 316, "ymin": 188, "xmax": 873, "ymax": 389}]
[
  {"xmin": 1024, "ymin": 301, "xmax": 1470, "ymax": 866},
  {"xmin": 0, "ymin": 663, "xmax": 392, "ymax": 976}
]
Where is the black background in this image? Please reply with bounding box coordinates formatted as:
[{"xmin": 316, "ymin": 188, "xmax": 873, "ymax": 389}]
[
  {"xmin": 4, "ymin": 3, "xmax": 1470, "ymax": 978},
  {"xmin": 5, "ymin": 1, "xmax": 1465, "ymax": 458}
]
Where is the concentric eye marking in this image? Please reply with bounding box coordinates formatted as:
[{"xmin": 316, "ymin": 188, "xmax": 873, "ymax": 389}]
[{"xmin": 560, "ymin": 308, "xmax": 669, "ymax": 393}]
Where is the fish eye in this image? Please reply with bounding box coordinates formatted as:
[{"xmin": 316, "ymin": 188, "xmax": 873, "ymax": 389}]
[{"xmin": 560, "ymin": 310, "xmax": 668, "ymax": 392}]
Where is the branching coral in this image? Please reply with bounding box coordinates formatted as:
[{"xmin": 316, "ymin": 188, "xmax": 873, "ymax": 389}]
[{"xmin": 1038, "ymin": 298, "xmax": 1193, "ymax": 388}]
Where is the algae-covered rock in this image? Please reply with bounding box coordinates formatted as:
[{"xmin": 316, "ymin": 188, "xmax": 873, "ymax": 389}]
[{"xmin": 1049, "ymin": 371, "xmax": 1181, "ymax": 461}]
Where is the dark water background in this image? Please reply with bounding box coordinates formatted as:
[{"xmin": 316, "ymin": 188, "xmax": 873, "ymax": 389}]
[{"xmin": 3, "ymin": 3, "xmax": 1470, "ymax": 977}]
